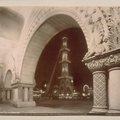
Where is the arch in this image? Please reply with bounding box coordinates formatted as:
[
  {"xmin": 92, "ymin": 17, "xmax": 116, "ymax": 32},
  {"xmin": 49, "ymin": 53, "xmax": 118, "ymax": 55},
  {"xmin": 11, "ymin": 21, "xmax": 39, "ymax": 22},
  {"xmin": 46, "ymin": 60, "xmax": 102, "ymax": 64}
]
[
  {"xmin": 4, "ymin": 70, "xmax": 12, "ymax": 88},
  {"xmin": 17, "ymin": 7, "xmax": 104, "ymax": 84},
  {"xmin": 20, "ymin": 14, "xmax": 83, "ymax": 84},
  {"xmin": 4, "ymin": 54, "xmax": 16, "ymax": 84},
  {"xmin": 17, "ymin": 8, "xmax": 91, "ymax": 80}
]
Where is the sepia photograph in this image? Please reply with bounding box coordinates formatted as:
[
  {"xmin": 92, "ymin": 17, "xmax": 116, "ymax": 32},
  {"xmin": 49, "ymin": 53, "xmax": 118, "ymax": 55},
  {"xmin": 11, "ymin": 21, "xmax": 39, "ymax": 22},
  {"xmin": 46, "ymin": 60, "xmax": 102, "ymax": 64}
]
[{"xmin": 0, "ymin": 1, "xmax": 120, "ymax": 120}]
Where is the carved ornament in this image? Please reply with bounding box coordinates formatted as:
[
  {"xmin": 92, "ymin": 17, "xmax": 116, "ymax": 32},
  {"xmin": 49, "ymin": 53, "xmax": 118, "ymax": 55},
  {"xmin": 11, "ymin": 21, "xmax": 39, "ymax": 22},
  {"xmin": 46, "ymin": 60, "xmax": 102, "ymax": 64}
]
[
  {"xmin": 84, "ymin": 49, "xmax": 120, "ymax": 72},
  {"xmin": 84, "ymin": 7, "xmax": 120, "ymax": 60}
]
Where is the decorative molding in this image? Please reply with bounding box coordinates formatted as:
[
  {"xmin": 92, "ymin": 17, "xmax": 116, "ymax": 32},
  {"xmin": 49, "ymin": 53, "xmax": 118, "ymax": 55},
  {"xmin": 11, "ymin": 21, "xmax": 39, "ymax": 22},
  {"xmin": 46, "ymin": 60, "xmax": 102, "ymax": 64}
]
[
  {"xmin": 85, "ymin": 59, "xmax": 106, "ymax": 72},
  {"xmin": 102, "ymin": 7, "xmax": 120, "ymax": 50},
  {"xmin": 84, "ymin": 7, "xmax": 120, "ymax": 59},
  {"xmin": 83, "ymin": 16, "xmax": 106, "ymax": 59},
  {"xmin": 104, "ymin": 53, "xmax": 120, "ymax": 69},
  {"xmin": 84, "ymin": 48, "xmax": 120, "ymax": 72}
]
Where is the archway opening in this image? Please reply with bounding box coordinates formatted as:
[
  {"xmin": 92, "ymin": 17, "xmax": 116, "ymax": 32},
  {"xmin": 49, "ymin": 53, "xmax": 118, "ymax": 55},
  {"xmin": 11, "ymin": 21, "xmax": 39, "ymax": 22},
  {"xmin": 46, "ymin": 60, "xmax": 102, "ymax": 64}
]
[
  {"xmin": 20, "ymin": 14, "xmax": 80, "ymax": 84},
  {"xmin": 20, "ymin": 13, "xmax": 93, "ymax": 110},
  {"xmin": 35, "ymin": 28, "xmax": 92, "ymax": 92},
  {"xmin": 2, "ymin": 70, "xmax": 12, "ymax": 102},
  {"xmin": 4, "ymin": 70, "xmax": 12, "ymax": 88},
  {"xmin": 34, "ymin": 28, "xmax": 93, "ymax": 110}
]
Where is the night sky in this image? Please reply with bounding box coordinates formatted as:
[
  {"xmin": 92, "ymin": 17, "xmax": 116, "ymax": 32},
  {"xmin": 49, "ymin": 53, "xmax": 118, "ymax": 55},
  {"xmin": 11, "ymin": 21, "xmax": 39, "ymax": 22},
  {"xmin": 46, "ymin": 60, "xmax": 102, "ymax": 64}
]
[{"xmin": 35, "ymin": 28, "xmax": 93, "ymax": 92}]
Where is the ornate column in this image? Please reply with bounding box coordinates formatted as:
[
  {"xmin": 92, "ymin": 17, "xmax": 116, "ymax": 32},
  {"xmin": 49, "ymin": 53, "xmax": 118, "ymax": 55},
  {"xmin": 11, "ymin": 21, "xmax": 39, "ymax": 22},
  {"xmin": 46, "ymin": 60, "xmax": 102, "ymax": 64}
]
[
  {"xmin": 84, "ymin": 48, "xmax": 120, "ymax": 113},
  {"xmin": 92, "ymin": 71, "xmax": 107, "ymax": 112},
  {"xmin": 84, "ymin": 58, "xmax": 108, "ymax": 113}
]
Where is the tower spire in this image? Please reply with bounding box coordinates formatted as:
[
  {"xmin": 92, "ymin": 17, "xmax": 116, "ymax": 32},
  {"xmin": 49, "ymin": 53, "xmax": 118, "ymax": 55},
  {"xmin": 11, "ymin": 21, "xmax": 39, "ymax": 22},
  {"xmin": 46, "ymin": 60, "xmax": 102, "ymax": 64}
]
[{"xmin": 58, "ymin": 37, "xmax": 73, "ymax": 99}]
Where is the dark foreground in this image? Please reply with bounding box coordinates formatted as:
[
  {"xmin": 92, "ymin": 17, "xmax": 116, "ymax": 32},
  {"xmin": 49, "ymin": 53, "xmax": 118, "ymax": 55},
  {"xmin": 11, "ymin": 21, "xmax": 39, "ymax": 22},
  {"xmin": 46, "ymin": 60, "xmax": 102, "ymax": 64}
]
[
  {"xmin": 0, "ymin": 99, "xmax": 93, "ymax": 115},
  {"xmin": 36, "ymin": 99, "xmax": 93, "ymax": 114}
]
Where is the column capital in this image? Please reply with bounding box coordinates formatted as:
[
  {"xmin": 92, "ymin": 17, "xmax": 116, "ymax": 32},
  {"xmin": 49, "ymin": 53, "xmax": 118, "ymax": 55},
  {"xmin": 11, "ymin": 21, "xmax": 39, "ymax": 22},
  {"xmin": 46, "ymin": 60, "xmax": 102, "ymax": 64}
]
[
  {"xmin": 104, "ymin": 53, "xmax": 120, "ymax": 69},
  {"xmin": 83, "ymin": 48, "xmax": 120, "ymax": 72},
  {"xmin": 84, "ymin": 59, "xmax": 105, "ymax": 72}
]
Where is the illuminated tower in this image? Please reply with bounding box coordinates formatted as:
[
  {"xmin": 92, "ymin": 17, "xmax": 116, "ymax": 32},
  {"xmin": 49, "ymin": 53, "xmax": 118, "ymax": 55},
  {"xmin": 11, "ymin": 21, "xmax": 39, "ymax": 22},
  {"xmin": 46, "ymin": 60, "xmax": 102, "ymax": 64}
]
[{"xmin": 58, "ymin": 37, "xmax": 73, "ymax": 98}]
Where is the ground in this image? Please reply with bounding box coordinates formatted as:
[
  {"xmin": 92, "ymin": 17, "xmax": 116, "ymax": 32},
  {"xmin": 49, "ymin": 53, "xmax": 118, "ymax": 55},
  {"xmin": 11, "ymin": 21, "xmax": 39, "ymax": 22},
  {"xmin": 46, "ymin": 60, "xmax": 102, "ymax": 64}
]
[{"xmin": 0, "ymin": 99, "xmax": 93, "ymax": 115}]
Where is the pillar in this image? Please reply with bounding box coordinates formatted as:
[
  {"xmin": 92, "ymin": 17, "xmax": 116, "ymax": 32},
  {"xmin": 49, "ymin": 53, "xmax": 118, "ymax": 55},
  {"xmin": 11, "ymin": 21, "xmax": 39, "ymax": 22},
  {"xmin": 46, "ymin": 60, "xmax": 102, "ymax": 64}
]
[
  {"xmin": 11, "ymin": 83, "xmax": 36, "ymax": 107},
  {"xmin": 83, "ymin": 48, "xmax": 120, "ymax": 113},
  {"xmin": 11, "ymin": 86, "xmax": 23, "ymax": 104},
  {"xmin": 92, "ymin": 71, "xmax": 107, "ymax": 112},
  {"xmin": 23, "ymin": 87, "xmax": 28, "ymax": 101},
  {"xmin": 29, "ymin": 87, "xmax": 33, "ymax": 101},
  {"xmin": 1, "ymin": 88, "xmax": 12, "ymax": 102},
  {"xmin": 102, "ymin": 51, "xmax": 120, "ymax": 113},
  {"xmin": 6, "ymin": 90, "xmax": 11, "ymax": 100},
  {"xmin": 108, "ymin": 67, "xmax": 120, "ymax": 113},
  {"xmin": 2, "ymin": 90, "xmax": 6, "ymax": 102},
  {"xmin": 84, "ymin": 59, "xmax": 108, "ymax": 113}
]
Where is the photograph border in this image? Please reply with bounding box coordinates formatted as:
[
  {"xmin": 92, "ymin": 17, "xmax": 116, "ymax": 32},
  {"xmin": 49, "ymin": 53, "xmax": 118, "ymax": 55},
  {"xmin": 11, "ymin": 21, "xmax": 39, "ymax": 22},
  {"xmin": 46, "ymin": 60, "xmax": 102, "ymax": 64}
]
[{"xmin": 0, "ymin": 0, "xmax": 120, "ymax": 120}]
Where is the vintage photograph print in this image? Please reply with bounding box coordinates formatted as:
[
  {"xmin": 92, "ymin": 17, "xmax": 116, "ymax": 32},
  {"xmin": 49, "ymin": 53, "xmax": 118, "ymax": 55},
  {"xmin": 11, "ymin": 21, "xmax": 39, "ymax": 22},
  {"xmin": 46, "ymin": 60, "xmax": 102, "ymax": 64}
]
[{"xmin": 0, "ymin": 6, "xmax": 120, "ymax": 116}]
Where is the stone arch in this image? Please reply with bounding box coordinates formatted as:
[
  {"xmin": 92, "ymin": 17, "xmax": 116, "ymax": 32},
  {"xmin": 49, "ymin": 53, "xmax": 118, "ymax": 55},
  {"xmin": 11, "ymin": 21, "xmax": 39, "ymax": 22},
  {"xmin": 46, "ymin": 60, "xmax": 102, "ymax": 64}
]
[
  {"xmin": 17, "ymin": 8, "xmax": 94, "ymax": 80},
  {"xmin": 4, "ymin": 70, "xmax": 12, "ymax": 88},
  {"xmin": 18, "ymin": 8, "xmax": 100, "ymax": 83},
  {"xmin": 4, "ymin": 54, "xmax": 16, "ymax": 85},
  {"xmin": 20, "ymin": 16, "xmax": 88, "ymax": 85}
]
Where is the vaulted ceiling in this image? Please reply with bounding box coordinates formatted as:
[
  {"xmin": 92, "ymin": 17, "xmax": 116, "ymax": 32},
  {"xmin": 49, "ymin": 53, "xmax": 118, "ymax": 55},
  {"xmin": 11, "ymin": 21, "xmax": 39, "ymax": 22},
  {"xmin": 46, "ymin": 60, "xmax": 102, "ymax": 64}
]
[{"xmin": 0, "ymin": 7, "xmax": 24, "ymax": 62}]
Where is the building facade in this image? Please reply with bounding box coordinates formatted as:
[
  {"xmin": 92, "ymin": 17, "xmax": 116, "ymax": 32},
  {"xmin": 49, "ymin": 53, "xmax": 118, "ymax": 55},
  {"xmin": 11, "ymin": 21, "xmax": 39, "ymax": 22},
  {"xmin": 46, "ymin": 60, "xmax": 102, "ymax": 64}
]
[{"xmin": 0, "ymin": 7, "xmax": 120, "ymax": 113}]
